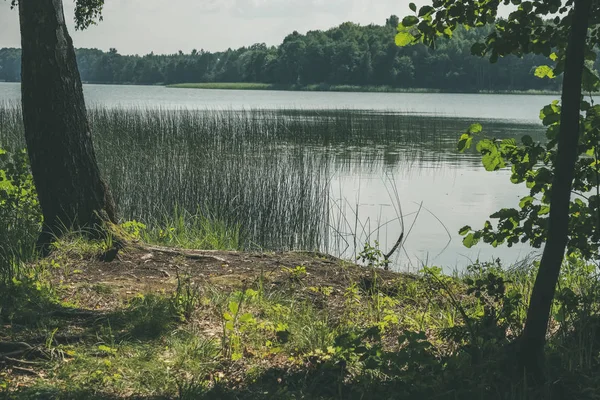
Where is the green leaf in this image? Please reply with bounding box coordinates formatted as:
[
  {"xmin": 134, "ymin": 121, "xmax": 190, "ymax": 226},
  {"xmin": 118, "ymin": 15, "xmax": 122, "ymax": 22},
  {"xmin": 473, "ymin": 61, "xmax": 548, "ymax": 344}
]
[
  {"xmin": 239, "ymin": 313, "xmax": 255, "ymax": 323},
  {"xmin": 549, "ymin": 52, "xmax": 558, "ymax": 61},
  {"xmin": 585, "ymin": 49, "xmax": 597, "ymax": 62},
  {"xmin": 402, "ymin": 16, "xmax": 419, "ymax": 27},
  {"xmin": 482, "ymin": 152, "xmax": 505, "ymax": 171},
  {"xmin": 463, "ymin": 233, "xmax": 479, "ymax": 248},
  {"xmin": 223, "ymin": 312, "xmax": 234, "ymax": 321},
  {"xmin": 490, "ymin": 208, "xmax": 519, "ymax": 219},
  {"xmin": 522, "ymin": 135, "xmax": 533, "ymax": 146},
  {"xmin": 228, "ymin": 301, "xmax": 239, "ymax": 315},
  {"xmin": 468, "ymin": 123, "xmax": 483, "ymax": 134},
  {"xmin": 418, "ymin": 5, "xmax": 434, "ymax": 16},
  {"xmin": 582, "ymin": 65, "xmax": 600, "ymax": 91},
  {"xmin": 476, "ymin": 139, "xmax": 495, "ymax": 153},
  {"xmin": 519, "ymin": 196, "xmax": 534, "ymax": 208},
  {"xmin": 534, "ymin": 65, "xmax": 555, "ymax": 79},
  {"xmin": 554, "ymin": 307, "xmax": 565, "ymax": 323},
  {"xmin": 471, "ymin": 43, "xmax": 486, "ymax": 56},
  {"xmin": 409, "ymin": 2, "xmax": 417, "ymax": 12},
  {"xmin": 538, "ymin": 206, "xmax": 550, "ymax": 215},
  {"xmin": 540, "ymin": 103, "xmax": 561, "ymax": 126},
  {"xmin": 459, "ymin": 226, "xmax": 471, "ymax": 236},
  {"xmin": 500, "ymin": 138, "xmax": 516, "ymax": 149},
  {"xmin": 97, "ymin": 345, "xmax": 117, "ymax": 355},
  {"xmin": 395, "ymin": 30, "xmax": 415, "ymax": 47},
  {"xmin": 457, "ymin": 133, "xmax": 473, "ymax": 153},
  {"xmin": 534, "ymin": 168, "xmax": 552, "ymax": 185}
]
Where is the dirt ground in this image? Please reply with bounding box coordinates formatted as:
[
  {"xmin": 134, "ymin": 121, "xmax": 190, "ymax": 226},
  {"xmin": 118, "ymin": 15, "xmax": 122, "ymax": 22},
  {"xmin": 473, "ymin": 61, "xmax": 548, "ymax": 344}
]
[{"xmin": 55, "ymin": 245, "xmax": 406, "ymax": 311}]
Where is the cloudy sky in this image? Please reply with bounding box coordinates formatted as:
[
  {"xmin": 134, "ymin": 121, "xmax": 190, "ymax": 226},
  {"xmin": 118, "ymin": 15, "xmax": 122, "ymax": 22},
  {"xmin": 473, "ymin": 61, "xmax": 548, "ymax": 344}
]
[{"xmin": 0, "ymin": 0, "xmax": 438, "ymax": 55}]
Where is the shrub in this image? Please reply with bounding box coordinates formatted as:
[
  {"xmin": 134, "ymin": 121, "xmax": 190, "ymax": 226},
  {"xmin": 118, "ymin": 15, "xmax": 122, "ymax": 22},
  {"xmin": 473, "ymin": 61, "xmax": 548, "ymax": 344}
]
[{"xmin": 0, "ymin": 147, "xmax": 41, "ymax": 281}]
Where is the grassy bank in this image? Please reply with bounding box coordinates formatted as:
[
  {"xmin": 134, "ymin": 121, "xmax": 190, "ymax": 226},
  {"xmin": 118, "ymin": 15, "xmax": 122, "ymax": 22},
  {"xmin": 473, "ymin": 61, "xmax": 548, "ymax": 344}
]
[
  {"xmin": 1, "ymin": 234, "xmax": 599, "ymax": 399},
  {"xmin": 167, "ymin": 82, "xmax": 569, "ymax": 95}
]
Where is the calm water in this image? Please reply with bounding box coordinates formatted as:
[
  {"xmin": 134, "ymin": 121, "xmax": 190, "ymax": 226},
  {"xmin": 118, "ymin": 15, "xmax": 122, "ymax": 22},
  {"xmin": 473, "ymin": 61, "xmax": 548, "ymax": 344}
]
[
  {"xmin": 1, "ymin": 82, "xmax": 558, "ymax": 123},
  {"xmin": 0, "ymin": 82, "xmax": 557, "ymax": 270}
]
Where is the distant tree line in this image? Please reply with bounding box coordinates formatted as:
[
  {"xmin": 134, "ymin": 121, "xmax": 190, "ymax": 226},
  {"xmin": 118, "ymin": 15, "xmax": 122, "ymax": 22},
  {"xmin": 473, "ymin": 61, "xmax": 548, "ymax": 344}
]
[{"xmin": 1, "ymin": 16, "xmax": 594, "ymax": 91}]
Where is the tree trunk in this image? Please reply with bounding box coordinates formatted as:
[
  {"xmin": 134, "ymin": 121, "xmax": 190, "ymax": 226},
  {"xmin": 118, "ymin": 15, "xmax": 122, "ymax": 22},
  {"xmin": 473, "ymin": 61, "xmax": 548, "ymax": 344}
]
[
  {"xmin": 518, "ymin": 0, "xmax": 592, "ymax": 381},
  {"xmin": 18, "ymin": 0, "xmax": 117, "ymax": 251}
]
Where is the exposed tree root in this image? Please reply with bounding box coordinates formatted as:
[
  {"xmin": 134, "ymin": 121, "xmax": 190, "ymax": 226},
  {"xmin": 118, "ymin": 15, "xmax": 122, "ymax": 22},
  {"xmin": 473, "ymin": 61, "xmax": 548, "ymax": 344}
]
[
  {"xmin": 133, "ymin": 244, "xmax": 230, "ymax": 265},
  {"xmin": 11, "ymin": 365, "xmax": 41, "ymax": 376},
  {"xmin": 0, "ymin": 342, "xmax": 49, "ymax": 368},
  {"xmin": 287, "ymin": 250, "xmax": 342, "ymax": 263}
]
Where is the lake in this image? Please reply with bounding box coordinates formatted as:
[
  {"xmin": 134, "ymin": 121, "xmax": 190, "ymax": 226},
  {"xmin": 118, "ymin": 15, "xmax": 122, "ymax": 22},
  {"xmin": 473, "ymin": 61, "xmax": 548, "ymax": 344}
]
[
  {"xmin": 0, "ymin": 82, "xmax": 555, "ymax": 123},
  {"xmin": 0, "ymin": 82, "xmax": 558, "ymax": 271}
]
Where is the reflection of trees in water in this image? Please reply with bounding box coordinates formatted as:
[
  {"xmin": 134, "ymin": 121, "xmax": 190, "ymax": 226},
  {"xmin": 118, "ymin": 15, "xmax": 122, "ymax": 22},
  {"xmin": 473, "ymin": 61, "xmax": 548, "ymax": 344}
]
[{"xmin": 283, "ymin": 111, "xmax": 545, "ymax": 173}]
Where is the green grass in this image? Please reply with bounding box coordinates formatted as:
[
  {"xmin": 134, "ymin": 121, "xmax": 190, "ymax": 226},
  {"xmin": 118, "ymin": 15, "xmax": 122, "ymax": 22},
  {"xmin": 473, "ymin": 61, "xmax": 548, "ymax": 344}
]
[
  {"xmin": 122, "ymin": 207, "xmax": 242, "ymax": 251},
  {"xmin": 2, "ymin": 246, "xmax": 600, "ymax": 399}
]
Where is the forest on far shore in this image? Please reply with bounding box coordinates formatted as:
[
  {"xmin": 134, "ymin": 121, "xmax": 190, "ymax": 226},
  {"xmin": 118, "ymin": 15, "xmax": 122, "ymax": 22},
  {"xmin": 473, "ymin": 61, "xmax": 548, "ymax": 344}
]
[{"xmin": 0, "ymin": 16, "xmax": 586, "ymax": 92}]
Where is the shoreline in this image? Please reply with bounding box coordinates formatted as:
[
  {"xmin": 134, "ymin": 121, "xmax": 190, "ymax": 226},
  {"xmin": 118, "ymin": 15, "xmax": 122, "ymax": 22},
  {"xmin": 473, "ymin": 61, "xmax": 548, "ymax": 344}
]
[
  {"xmin": 0, "ymin": 81, "xmax": 571, "ymax": 96},
  {"xmin": 166, "ymin": 82, "xmax": 566, "ymax": 96}
]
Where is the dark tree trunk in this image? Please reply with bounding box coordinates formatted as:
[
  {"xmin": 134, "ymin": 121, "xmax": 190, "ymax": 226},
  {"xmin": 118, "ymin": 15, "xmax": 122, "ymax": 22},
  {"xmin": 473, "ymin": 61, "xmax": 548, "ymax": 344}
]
[
  {"xmin": 519, "ymin": 0, "xmax": 592, "ymax": 380},
  {"xmin": 18, "ymin": 0, "xmax": 117, "ymax": 250}
]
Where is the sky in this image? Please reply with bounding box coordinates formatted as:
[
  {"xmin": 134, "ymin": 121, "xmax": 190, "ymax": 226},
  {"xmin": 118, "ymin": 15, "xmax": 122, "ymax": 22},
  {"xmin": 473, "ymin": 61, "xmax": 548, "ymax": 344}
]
[{"xmin": 0, "ymin": 0, "xmax": 437, "ymax": 55}]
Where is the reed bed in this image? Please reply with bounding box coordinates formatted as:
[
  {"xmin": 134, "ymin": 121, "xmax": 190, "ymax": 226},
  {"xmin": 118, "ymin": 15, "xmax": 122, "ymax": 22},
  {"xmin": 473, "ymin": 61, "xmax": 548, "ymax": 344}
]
[{"xmin": 0, "ymin": 104, "xmax": 544, "ymax": 253}]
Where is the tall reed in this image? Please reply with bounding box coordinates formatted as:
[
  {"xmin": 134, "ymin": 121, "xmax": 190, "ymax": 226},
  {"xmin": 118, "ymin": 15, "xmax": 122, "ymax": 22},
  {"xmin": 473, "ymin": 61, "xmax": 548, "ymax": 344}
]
[{"xmin": 0, "ymin": 104, "xmax": 545, "ymax": 254}]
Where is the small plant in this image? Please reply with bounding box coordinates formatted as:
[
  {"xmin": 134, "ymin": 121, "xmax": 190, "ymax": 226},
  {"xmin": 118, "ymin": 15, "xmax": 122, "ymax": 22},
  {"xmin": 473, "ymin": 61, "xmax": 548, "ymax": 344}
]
[
  {"xmin": 0, "ymin": 146, "xmax": 41, "ymax": 282},
  {"xmin": 96, "ymin": 344, "xmax": 118, "ymax": 357},
  {"xmin": 321, "ymin": 326, "xmax": 438, "ymax": 388},
  {"xmin": 120, "ymin": 220, "xmax": 147, "ymax": 240},
  {"xmin": 309, "ymin": 286, "xmax": 334, "ymax": 296},
  {"xmin": 171, "ymin": 272, "xmax": 202, "ymax": 322},
  {"xmin": 369, "ymin": 293, "xmax": 399, "ymax": 332},
  {"xmin": 100, "ymin": 231, "xmax": 114, "ymax": 253},
  {"xmin": 221, "ymin": 288, "xmax": 257, "ymax": 360},
  {"xmin": 342, "ymin": 283, "xmax": 362, "ymax": 326},
  {"xmin": 358, "ymin": 241, "xmax": 389, "ymax": 270},
  {"xmin": 282, "ymin": 265, "xmax": 308, "ymax": 282},
  {"xmin": 464, "ymin": 261, "xmax": 525, "ymax": 342},
  {"xmin": 0, "ymin": 272, "xmax": 56, "ymax": 325},
  {"xmin": 429, "ymin": 261, "xmax": 526, "ymax": 362}
]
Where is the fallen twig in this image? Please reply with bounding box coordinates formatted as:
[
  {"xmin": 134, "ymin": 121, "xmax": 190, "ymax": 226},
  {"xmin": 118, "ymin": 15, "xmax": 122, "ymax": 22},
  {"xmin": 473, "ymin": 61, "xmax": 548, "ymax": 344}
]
[
  {"xmin": 3, "ymin": 356, "xmax": 45, "ymax": 366},
  {"xmin": 0, "ymin": 343, "xmax": 49, "ymax": 368},
  {"xmin": 288, "ymin": 250, "xmax": 343, "ymax": 263}
]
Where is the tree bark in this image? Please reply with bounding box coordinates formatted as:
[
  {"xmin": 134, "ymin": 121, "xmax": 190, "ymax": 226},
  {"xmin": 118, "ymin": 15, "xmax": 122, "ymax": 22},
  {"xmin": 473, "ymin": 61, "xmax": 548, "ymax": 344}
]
[
  {"xmin": 18, "ymin": 0, "xmax": 117, "ymax": 251},
  {"xmin": 518, "ymin": 0, "xmax": 592, "ymax": 381}
]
